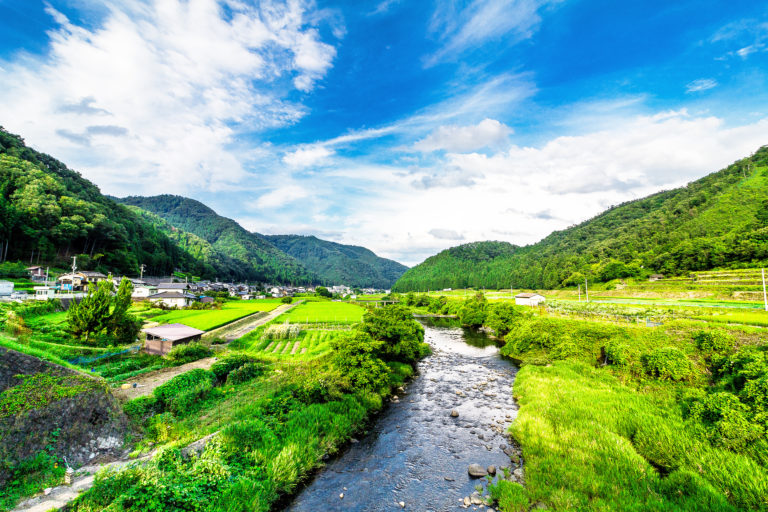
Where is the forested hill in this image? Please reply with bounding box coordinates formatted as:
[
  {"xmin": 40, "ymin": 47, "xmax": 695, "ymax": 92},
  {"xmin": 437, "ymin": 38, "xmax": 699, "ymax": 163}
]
[
  {"xmin": 394, "ymin": 146, "xmax": 768, "ymax": 292},
  {"xmin": 265, "ymin": 235, "xmax": 408, "ymax": 288},
  {"xmin": 116, "ymin": 195, "xmax": 316, "ymax": 284},
  {"xmin": 0, "ymin": 126, "xmax": 207, "ymax": 276}
]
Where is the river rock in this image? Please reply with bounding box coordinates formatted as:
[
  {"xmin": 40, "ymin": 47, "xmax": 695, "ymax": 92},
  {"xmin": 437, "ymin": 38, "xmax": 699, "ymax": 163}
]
[
  {"xmin": 398, "ymin": 501, "xmax": 405, "ymax": 508},
  {"xmin": 450, "ymin": 409, "xmax": 459, "ymax": 417},
  {"xmin": 487, "ymin": 465, "xmax": 496, "ymax": 475},
  {"xmin": 463, "ymin": 496, "xmax": 471, "ymax": 507},
  {"xmin": 468, "ymin": 464, "xmax": 488, "ymax": 477},
  {"xmin": 470, "ymin": 493, "xmax": 483, "ymax": 505}
]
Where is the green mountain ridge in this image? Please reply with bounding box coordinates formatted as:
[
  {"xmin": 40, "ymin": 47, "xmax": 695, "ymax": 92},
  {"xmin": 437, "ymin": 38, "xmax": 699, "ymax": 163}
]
[
  {"xmin": 266, "ymin": 234, "xmax": 408, "ymax": 289},
  {"xmin": 394, "ymin": 146, "xmax": 768, "ymax": 292},
  {"xmin": 115, "ymin": 195, "xmax": 316, "ymax": 284},
  {"xmin": 0, "ymin": 127, "xmax": 207, "ymax": 276}
]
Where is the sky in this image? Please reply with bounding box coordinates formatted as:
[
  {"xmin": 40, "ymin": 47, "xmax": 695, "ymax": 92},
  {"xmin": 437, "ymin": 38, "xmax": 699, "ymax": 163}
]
[{"xmin": 1, "ymin": 0, "xmax": 767, "ymax": 266}]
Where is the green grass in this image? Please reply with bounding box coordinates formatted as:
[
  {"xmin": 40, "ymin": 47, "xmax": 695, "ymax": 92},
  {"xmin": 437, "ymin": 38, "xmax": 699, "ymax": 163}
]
[
  {"xmin": 0, "ymin": 335, "xmax": 81, "ymax": 371},
  {"xmin": 150, "ymin": 300, "xmax": 280, "ymax": 331},
  {"xmin": 245, "ymin": 329, "xmax": 346, "ymax": 360},
  {"xmin": 275, "ymin": 301, "xmax": 365, "ymax": 325},
  {"xmin": 512, "ymin": 361, "xmax": 767, "ymax": 511},
  {"xmin": 691, "ymin": 309, "xmax": 768, "ymax": 327}
]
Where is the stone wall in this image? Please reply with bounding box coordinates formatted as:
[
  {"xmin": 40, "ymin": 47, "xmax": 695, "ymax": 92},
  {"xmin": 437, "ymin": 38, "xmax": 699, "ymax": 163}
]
[{"xmin": 0, "ymin": 347, "xmax": 128, "ymax": 486}]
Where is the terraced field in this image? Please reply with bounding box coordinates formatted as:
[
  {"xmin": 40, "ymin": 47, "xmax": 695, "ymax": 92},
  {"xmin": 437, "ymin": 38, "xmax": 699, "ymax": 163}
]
[{"xmin": 246, "ymin": 329, "xmax": 347, "ymax": 359}]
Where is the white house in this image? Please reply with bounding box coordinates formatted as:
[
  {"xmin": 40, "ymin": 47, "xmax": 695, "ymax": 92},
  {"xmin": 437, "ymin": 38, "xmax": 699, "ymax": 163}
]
[
  {"xmin": 0, "ymin": 280, "xmax": 13, "ymax": 296},
  {"xmin": 148, "ymin": 291, "xmax": 196, "ymax": 308},
  {"xmin": 514, "ymin": 293, "xmax": 546, "ymax": 306},
  {"xmin": 132, "ymin": 285, "xmax": 158, "ymax": 299},
  {"xmin": 156, "ymin": 282, "xmax": 190, "ymax": 294}
]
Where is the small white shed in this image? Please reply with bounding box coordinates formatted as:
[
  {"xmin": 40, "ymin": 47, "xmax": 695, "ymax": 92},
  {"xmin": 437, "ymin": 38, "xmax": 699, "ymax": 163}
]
[{"xmin": 514, "ymin": 293, "xmax": 545, "ymax": 306}]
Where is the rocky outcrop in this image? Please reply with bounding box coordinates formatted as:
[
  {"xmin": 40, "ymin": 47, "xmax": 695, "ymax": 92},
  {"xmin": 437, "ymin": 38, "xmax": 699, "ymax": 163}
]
[{"xmin": 0, "ymin": 347, "xmax": 128, "ymax": 487}]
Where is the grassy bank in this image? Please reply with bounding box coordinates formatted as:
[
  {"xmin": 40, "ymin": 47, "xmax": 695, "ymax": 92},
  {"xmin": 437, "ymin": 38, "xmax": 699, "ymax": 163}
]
[{"xmin": 491, "ymin": 312, "xmax": 768, "ymax": 511}]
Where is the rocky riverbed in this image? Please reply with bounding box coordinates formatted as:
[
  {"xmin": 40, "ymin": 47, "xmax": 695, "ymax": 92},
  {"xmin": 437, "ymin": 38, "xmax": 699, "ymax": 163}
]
[{"xmin": 288, "ymin": 321, "xmax": 522, "ymax": 511}]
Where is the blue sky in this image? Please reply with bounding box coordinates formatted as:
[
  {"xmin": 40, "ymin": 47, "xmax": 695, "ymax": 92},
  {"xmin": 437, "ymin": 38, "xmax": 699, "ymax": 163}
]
[{"xmin": 1, "ymin": 0, "xmax": 767, "ymax": 265}]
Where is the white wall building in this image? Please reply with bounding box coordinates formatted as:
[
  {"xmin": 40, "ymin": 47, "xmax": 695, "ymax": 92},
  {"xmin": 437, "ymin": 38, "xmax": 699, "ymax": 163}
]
[{"xmin": 514, "ymin": 293, "xmax": 546, "ymax": 306}]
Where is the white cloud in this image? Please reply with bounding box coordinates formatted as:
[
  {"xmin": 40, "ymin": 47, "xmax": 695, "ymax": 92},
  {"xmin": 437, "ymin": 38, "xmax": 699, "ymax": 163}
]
[
  {"xmin": 429, "ymin": 229, "xmax": 465, "ymax": 240},
  {"xmin": 686, "ymin": 78, "xmax": 718, "ymax": 93},
  {"xmin": 282, "ymin": 145, "xmax": 334, "ymax": 167},
  {"xmin": 425, "ymin": 0, "xmax": 558, "ymax": 66},
  {"xmin": 0, "ymin": 0, "xmax": 337, "ymax": 195},
  {"xmin": 254, "ymin": 184, "xmax": 312, "ymax": 209},
  {"xmin": 413, "ymin": 118, "xmax": 512, "ymax": 152}
]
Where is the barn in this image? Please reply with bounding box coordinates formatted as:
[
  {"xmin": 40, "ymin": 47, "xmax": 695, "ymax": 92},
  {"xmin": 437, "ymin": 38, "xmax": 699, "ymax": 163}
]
[{"xmin": 142, "ymin": 323, "xmax": 205, "ymax": 355}]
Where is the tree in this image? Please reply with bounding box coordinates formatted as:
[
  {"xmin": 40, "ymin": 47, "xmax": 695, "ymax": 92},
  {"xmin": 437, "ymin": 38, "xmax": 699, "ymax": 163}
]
[
  {"xmin": 315, "ymin": 286, "xmax": 332, "ymax": 298},
  {"xmin": 330, "ymin": 331, "xmax": 390, "ymax": 391},
  {"xmin": 359, "ymin": 304, "xmax": 427, "ymax": 364},
  {"xmin": 485, "ymin": 302, "xmax": 524, "ymax": 337},
  {"xmin": 459, "ymin": 292, "xmax": 487, "ymax": 327},
  {"xmin": 68, "ymin": 276, "xmax": 140, "ymax": 345}
]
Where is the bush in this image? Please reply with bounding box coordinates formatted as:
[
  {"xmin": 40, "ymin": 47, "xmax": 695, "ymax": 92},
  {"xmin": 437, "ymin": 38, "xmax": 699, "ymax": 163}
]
[
  {"xmin": 642, "ymin": 347, "xmax": 693, "ymax": 381},
  {"xmin": 123, "ymin": 396, "xmax": 159, "ymax": 423},
  {"xmin": 211, "ymin": 354, "xmax": 260, "ymax": 381},
  {"xmin": 165, "ymin": 342, "xmax": 213, "ymax": 365},
  {"xmin": 153, "ymin": 369, "xmax": 215, "ymax": 405},
  {"xmin": 693, "ymin": 330, "xmax": 734, "ymax": 358},
  {"xmin": 169, "ymin": 379, "xmax": 217, "ymax": 417},
  {"xmin": 488, "ymin": 480, "xmax": 529, "ymax": 511},
  {"xmin": 330, "ymin": 331, "xmax": 390, "ymax": 391},
  {"xmin": 281, "ymin": 296, "xmax": 293, "ymax": 304},
  {"xmin": 359, "ymin": 305, "xmax": 426, "ymax": 364},
  {"xmin": 485, "ymin": 302, "xmax": 524, "ymax": 337},
  {"xmin": 687, "ymin": 392, "xmax": 764, "ymax": 453},
  {"xmin": 227, "ymin": 362, "xmax": 267, "ymax": 385}
]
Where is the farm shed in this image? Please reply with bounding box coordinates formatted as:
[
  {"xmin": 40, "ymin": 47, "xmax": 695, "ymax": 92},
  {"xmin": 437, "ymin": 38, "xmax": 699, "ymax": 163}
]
[
  {"xmin": 0, "ymin": 280, "xmax": 13, "ymax": 296},
  {"xmin": 142, "ymin": 323, "xmax": 205, "ymax": 355},
  {"xmin": 514, "ymin": 293, "xmax": 545, "ymax": 306}
]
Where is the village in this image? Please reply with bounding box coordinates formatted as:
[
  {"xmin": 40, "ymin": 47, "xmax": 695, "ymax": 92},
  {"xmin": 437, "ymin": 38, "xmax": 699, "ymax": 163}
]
[{"xmin": 0, "ymin": 264, "xmax": 386, "ymax": 308}]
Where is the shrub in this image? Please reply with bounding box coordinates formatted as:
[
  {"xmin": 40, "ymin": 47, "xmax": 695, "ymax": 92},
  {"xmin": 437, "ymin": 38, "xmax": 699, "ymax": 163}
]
[
  {"xmin": 222, "ymin": 418, "xmax": 279, "ymax": 454},
  {"xmin": 458, "ymin": 293, "xmax": 487, "ymax": 327},
  {"xmin": 488, "ymin": 481, "xmax": 529, "ymax": 511},
  {"xmin": 153, "ymin": 369, "xmax": 215, "ymax": 405},
  {"xmin": 211, "ymin": 354, "xmax": 260, "ymax": 381},
  {"xmin": 165, "ymin": 342, "xmax": 213, "ymax": 365},
  {"xmin": 281, "ymin": 296, "xmax": 293, "ymax": 304},
  {"xmin": 687, "ymin": 392, "xmax": 764, "ymax": 453},
  {"xmin": 604, "ymin": 340, "xmax": 633, "ymax": 368},
  {"xmin": 359, "ymin": 305, "xmax": 427, "ymax": 364},
  {"xmin": 330, "ymin": 331, "xmax": 390, "ymax": 391},
  {"xmin": 642, "ymin": 347, "xmax": 693, "ymax": 381},
  {"xmin": 693, "ymin": 330, "xmax": 734, "ymax": 358},
  {"xmin": 485, "ymin": 302, "xmax": 524, "ymax": 337},
  {"xmin": 123, "ymin": 396, "xmax": 159, "ymax": 423},
  {"xmin": 227, "ymin": 362, "xmax": 267, "ymax": 385},
  {"xmin": 169, "ymin": 379, "xmax": 217, "ymax": 417}
]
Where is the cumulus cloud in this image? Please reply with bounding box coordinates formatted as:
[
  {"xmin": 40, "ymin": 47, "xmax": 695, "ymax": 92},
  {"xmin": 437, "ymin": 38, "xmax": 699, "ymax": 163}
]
[
  {"xmin": 282, "ymin": 145, "xmax": 334, "ymax": 167},
  {"xmin": 254, "ymin": 184, "xmax": 312, "ymax": 209},
  {"xmin": 686, "ymin": 79, "xmax": 718, "ymax": 93},
  {"xmin": 0, "ymin": 0, "xmax": 337, "ymax": 194},
  {"xmin": 413, "ymin": 118, "xmax": 512, "ymax": 152}
]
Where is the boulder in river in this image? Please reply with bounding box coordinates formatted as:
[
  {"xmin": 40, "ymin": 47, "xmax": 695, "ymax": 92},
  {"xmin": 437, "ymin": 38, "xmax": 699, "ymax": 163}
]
[
  {"xmin": 450, "ymin": 409, "xmax": 459, "ymax": 417},
  {"xmin": 468, "ymin": 464, "xmax": 488, "ymax": 477},
  {"xmin": 487, "ymin": 465, "xmax": 496, "ymax": 475}
]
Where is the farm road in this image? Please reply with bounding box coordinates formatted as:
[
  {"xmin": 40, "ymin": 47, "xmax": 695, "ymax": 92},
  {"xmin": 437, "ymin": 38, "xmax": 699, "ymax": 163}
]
[{"xmin": 113, "ymin": 301, "xmax": 299, "ymax": 401}]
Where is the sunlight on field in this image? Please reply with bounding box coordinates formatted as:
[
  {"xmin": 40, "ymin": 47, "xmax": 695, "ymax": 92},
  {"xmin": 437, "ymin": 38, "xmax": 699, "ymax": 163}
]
[
  {"xmin": 151, "ymin": 300, "xmax": 281, "ymax": 331},
  {"xmin": 276, "ymin": 301, "xmax": 365, "ymax": 324}
]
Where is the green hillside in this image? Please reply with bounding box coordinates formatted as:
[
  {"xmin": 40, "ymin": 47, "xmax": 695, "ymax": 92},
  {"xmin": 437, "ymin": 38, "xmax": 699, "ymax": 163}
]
[
  {"xmin": 116, "ymin": 195, "xmax": 316, "ymax": 284},
  {"xmin": 394, "ymin": 146, "xmax": 768, "ymax": 292},
  {"xmin": 266, "ymin": 234, "xmax": 408, "ymax": 288},
  {"xmin": 0, "ymin": 127, "xmax": 205, "ymax": 276}
]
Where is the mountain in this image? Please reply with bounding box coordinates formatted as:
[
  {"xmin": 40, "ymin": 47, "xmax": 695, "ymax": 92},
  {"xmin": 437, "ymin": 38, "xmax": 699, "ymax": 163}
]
[
  {"xmin": 265, "ymin": 234, "xmax": 408, "ymax": 289},
  {"xmin": 115, "ymin": 195, "xmax": 316, "ymax": 284},
  {"xmin": 0, "ymin": 126, "xmax": 206, "ymax": 276},
  {"xmin": 394, "ymin": 147, "xmax": 768, "ymax": 292}
]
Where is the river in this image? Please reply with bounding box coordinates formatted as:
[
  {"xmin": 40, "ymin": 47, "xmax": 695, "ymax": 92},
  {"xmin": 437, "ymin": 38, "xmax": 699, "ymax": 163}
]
[{"xmin": 287, "ymin": 320, "xmax": 520, "ymax": 511}]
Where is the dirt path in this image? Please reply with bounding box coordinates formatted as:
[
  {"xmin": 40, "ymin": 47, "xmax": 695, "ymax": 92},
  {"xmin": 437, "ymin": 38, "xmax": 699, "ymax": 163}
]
[
  {"xmin": 215, "ymin": 301, "xmax": 300, "ymax": 341},
  {"xmin": 113, "ymin": 357, "xmax": 218, "ymax": 401}
]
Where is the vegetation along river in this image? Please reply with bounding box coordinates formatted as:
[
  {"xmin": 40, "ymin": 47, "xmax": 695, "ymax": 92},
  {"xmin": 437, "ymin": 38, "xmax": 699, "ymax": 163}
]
[{"xmin": 288, "ymin": 320, "xmax": 520, "ymax": 511}]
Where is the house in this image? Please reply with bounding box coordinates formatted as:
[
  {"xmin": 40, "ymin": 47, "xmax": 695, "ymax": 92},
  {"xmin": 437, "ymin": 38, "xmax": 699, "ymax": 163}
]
[
  {"xmin": 148, "ymin": 291, "xmax": 196, "ymax": 308},
  {"xmin": 131, "ymin": 285, "xmax": 158, "ymax": 299},
  {"xmin": 514, "ymin": 293, "xmax": 546, "ymax": 306},
  {"xmin": 57, "ymin": 271, "xmax": 108, "ymax": 290},
  {"xmin": 200, "ymin": 296, "xmax": 215, "ymax": 304},
  {"xmin": 33, "ymin": 286, "xmax": 55, "ymax": 300},
  {"xmin": 0, "ymin": 280, "xmax": 13, "ymax": 296},
  {"xmin": 142, "ymin": 323, "xmax": 205, "ymax": 355},
  {"xmin": 26, "ymin": 266, "xmax": 46, "ymax": 280},
  {"xmin": 156, "ymin": 282, "xmax": 191, "ymax": 294},
  {"xmin": 648, "ymin": 274, "xmax": 665, "ymax": 282}
]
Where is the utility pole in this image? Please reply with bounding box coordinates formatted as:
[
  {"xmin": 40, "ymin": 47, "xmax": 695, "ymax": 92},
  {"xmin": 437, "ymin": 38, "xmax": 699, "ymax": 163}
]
[
  {"xmin": 140, "ymin": 264, "xmax": 146, "ymax": 280},
  {"xmin": 578, "ymin": 284, "xmax": 581, "ymax": 302},
  {"xmin": 71, "ymin": 256, "xmax": 77, "ymax": 275},
  {"xmin": 585, "ymin": 278, "xmax": 589, "ymax": 303},
  {"xmin": 762, "ymin": 268, "xmax": 767, "ymax": 312},
  {"xmin": 45, "ymin": 267, "xmax": 49, "ymax": 286}
]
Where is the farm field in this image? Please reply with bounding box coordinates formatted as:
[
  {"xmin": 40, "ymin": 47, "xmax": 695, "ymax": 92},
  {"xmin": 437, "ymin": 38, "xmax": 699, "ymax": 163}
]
[
  {"xmin": 149, "ymin": 300, "xmax": 281, "ymax": 331},
  {"xmin": 276, "ymin": 300, "xmax": 365, "ymax": 325},
  {"xmin": 246, "ymin": 328, "xmax": 346, "ymax": 360}
]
